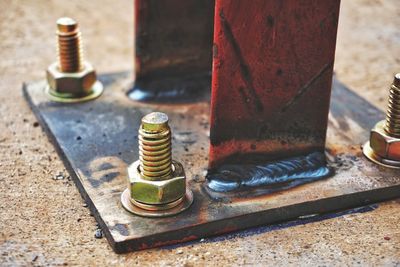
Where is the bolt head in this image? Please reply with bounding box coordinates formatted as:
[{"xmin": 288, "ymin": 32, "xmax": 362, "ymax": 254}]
[
  {"xmin": 370, "ymin": 120, "xmax": 400, "ymax": 161},
  {"xmin": 46, "ymin": 62, "xmax": 97, "ymax": 96},
  {"xmin": 57, "ymin": 17, "xmax": 78, "ymax": 33},
  {"xmin": 141, "ymin": 112, "xmax": 169, "ymax": 132},
  {"xmin": 393, "ymin": 73, "xmax": 400, "ymax": 88},
  {"xmin": 128, "ymin": 161, "xmax": 186, "ymax": 205}
]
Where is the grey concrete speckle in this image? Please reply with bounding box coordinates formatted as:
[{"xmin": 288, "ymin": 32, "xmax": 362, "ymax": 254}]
[{"xmin": 0, "ymin": 0, "xmax": 399, "ymax": 266}]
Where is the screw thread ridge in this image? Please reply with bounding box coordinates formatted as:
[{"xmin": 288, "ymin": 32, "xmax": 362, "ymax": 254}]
[
  {"xmin": 385, "ymin": 76, "xmax": 400, "ymax": 137},
  {"xmin": 57, "ymin": 21, "xmax": 83, "ymax": 72},
  {"xmin": 138, "ymin": 125, "xmax": 172, "ymax": 180}
]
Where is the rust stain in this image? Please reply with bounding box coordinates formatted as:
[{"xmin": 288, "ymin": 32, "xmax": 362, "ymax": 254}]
[{"xmin": 138, "ymin": 235, "xmax": 199, "ymax": 250}]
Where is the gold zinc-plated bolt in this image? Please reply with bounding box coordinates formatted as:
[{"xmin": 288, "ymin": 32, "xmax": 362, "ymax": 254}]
[
  {"xmin": 121, "ymin": 112, "xmax": 193, "ymax": 217},
  {"xmin": 363, "ymin": 73, "xmax": 400, "ymax": 168},
  {"xmin": 46, "ymin": 17, "xmax": 103, "ymax": 103}
]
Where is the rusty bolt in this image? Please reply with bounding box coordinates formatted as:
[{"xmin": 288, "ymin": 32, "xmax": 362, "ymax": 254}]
[
  {"xmin": 363, "ymin": 73, "xmax": 400, "ymax": 168},
  {"xmin": 46, "ymin": 17, "xmax": 103, "ymax": 103},
  {"xmin": 121, "ymin": 112, "xmax": 193, "ymax": 217}
]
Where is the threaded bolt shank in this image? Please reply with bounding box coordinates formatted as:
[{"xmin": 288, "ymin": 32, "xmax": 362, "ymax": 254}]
[
  {"xmin": 56, "ymin": 17, "xmax": 83, "ymax": 73},
  {"xmin": 139, "ymin": 112, "xmax": 172, "ymax": 180},
  {"xmin": 385, "ymin": 73, "xmax": 400, "ymax": 138}
]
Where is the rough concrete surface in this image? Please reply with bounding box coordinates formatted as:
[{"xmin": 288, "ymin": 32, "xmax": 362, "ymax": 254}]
[{"xmin": 0, "ymin": 0, "xmax": 399, "ymax": 266}]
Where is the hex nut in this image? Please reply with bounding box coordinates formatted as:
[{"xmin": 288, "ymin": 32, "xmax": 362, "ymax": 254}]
[
  {"xmin": 46, "ymin": 62, "xmax": 97, "ymax": 95},
  {"xmin": 128, "ymin": 160, "xmax": 186, "ymax": 205},
  {"xmin": 370, "ymin": 120, "xmax": 400, "ymax": 161}
]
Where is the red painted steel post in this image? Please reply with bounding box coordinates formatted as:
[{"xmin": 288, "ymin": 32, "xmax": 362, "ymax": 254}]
[
  {"xmin": 209, "ymin": 0, "xmax": 341, "ymax": 170},
  {"xmin": 130, "ymin": 0, "xmax": 215, "ymax": 102}
]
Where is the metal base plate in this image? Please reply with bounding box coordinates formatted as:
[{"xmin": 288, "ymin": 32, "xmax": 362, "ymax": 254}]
[{"xmin": 23, "ymin": 72, "xmax": 400, "ymax": 253}]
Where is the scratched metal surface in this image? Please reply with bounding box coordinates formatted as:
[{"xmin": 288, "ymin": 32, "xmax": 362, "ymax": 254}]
[
  {"xmin": 23, "ymin": 73, "xmax": 400, "ymax": 253},
  {"xmin": 209, "ymin": 0, "xmax": 341, "ymax": 170}
]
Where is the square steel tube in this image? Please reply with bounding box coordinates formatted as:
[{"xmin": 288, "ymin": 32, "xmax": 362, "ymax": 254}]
[
  {"xmin": 130, "ymin": 0, "xmax": 215, "ymax": 101},
  {"xmin": 209, "ymin": 0, "xmax": 341, "ymax": 170}
]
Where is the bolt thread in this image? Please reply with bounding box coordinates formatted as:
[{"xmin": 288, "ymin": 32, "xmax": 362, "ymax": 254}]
[
  {"xmin": 56, "ymin": 18, "xmax": 83, "ymax": 73},
  {"xmin": 385, "ymin": 73, "xmax": 400, "ymax": 138},
  {"xmin": 138, "ymin": 118, "xmax": 172, "ymax": 180}
]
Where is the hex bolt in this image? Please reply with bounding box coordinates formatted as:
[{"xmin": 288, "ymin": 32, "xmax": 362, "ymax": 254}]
[
  {"xmin": 139, "ymin": 112, "xmax": 172, "ymax": 180},
  {"xmin": 363, "ymin": 73, "xmax": 400, "ymax": 168},
  {"xmin": 384, "ymin": 73, "xmax": 400, "ymax": 137},
  {"xmin": 121, "ymin": 112, "xmax": 193, "ymax": 217},
  {"xmin": 45, "ymin": 17, "xmax": 103, "ymax": 103},
  {"xmin": 56, "ymin": 17, "xmax": 83, "ymax": 73}
]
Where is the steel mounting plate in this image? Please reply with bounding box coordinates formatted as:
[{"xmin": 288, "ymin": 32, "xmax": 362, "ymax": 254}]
[{"xmin": 23, "ymin": 72, "xmax": 400, "ymax": 253}]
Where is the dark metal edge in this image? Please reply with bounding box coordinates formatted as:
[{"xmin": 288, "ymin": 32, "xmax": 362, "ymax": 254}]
[
  {"xmin": 114, "ymin": 184, "xmax": 400, "ymax": 253},
  {"xmin": 22, "ymin": 81, "xmax": 400, "ymax": 253},
  {"xmin": 22, "ymin": 83, "xmax": 118, "ymax": 253}
]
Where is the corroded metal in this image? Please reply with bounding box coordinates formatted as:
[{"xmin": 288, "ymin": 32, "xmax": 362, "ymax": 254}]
[
  {"xmin": 46, "ymin": 17, "xmax": 103, "ymax": 103},
  {"xmin": 363, "ymin": 73, "xmax": 400, "ymax": 168},
  {"xmin": 23, "ymin": 75, "xmax": 400, "ymax": 253},
  {"xmin": 128, "ymin": 0, "xmax": 214, "ymax": 102},
  {"xmin": 209, "ymin": 0, "xmax": 341, "ymax": 170}
]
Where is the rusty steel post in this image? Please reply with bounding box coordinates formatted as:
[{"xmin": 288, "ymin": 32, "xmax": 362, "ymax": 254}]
[
  {"xmin": 209, "ymin": 0, "xmax": 341, "ymax": 171},
  {"xmin": 129, "ymin": 0, "xmax": 215, "ymax": 102}
]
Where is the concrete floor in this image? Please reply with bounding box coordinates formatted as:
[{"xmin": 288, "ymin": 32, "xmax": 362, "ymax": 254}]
[{"xmin": 0, "ymin": 0, "xmax": 399, "ymax": 266}]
